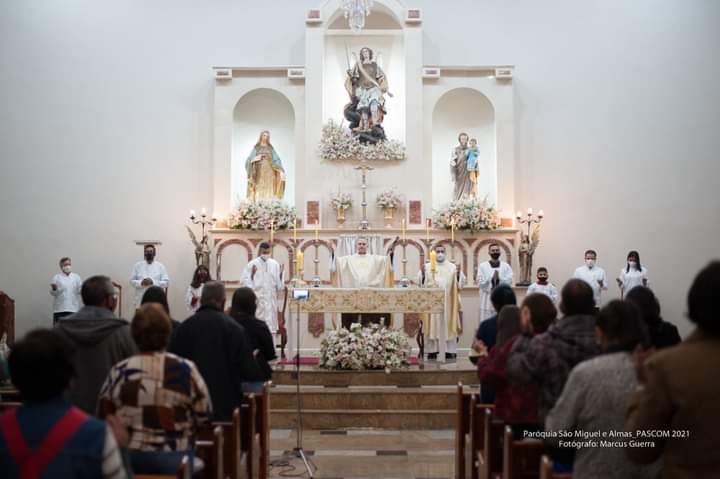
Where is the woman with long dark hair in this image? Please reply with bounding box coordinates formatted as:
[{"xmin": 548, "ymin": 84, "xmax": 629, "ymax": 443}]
[
  {"xmin": 185, "ymin": 265, "xmax": 211, "ymax": 313},
  {"xmin": 617, "ymin": 250, "xmax": 648, "ymax": 296}
]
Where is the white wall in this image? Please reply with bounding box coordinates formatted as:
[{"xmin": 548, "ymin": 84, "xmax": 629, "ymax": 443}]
[{"xmin": 1, "ymin": 0, "xmax": 719, "ymax": 338}]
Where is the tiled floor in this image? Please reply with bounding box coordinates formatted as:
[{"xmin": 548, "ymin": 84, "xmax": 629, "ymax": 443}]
[{"xmin": 269, "ymin": 428, "xmax": 454, "ymax": 479}]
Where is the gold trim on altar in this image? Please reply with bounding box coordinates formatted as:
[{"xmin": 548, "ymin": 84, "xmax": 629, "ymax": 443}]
[{"xmin": 289, "ymin": 287, "xmax": 445, "ymax": 314}]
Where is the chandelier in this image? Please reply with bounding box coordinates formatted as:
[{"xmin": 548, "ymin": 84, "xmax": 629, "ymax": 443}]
[{"xmin": 342, "ymin": 0, "xmax": 373, "ymax": 31}]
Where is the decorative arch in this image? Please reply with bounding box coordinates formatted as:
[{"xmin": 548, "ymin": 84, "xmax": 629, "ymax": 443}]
[
  {"xmin": 432, "ymin": 239, "xmax": 469, "ymax": 279},
  {"xmin": 215, "ymin": 239, "xmax": 254, "ymax": 281},
  {"xmin": 320, "ymin": 0, "xmax": 406, "ymax": 28}
]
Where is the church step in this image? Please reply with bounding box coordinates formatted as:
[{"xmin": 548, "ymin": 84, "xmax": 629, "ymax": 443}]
[
  {"xmin": 270, "ymin": 408, "xmax": 455, "ymax": 430},
  {"xmin": 271, "ymin": 368, "xmax": 479, "ymax": 387},
  {"xmin": 270, "ymin": 386, "xmax": 460, "ymax": 410}
]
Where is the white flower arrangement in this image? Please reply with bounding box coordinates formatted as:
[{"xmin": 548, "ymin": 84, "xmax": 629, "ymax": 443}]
[
  {"xmin": 376, "ymin": 188, "xmax": 402, "ymax": 209},
  {"xmin": 432, "ymin": 197, "xmax": 501, "ymax": 231},
  {"xmin": 319, "ymin": 120, "xmax": 407, "ymax": 162},
  {"xmin": 227, "ymin": 198, "xmax": 297, "ymax": 230},
  {"xmin": 319, "ymin": 323, "xmax": 411, "ymax": 372},
  {"xmin": 330, "ymin": 192, "xmax": 353, "ymax": 211}
]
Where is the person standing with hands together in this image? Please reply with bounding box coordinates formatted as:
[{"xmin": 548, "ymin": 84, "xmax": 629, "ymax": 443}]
[
  {"xmin": 573, "ymin": 249, "xmax": 607, "ymax": 311},
  {"xmin": 50, "ymin": 257, "xmax": 83, "ymax": 324},
  {"xmin": 617, "ymin": 250, "xmax": 648, "ymax": 297},
  {"xmin": 130, "ymin": 244, "xmax": 169, "ymax": 309}
]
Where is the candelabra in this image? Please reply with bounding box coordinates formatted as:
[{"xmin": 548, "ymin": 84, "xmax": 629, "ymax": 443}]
[
  {"xmin": 400, "ymin": 239, "xmax": 410, "ymax": 287},
  {"xmin": 515, "ymin": 208, "xmax": 544, "ymax": 286},
  {"xmin": 188, "ymin": 208, "xmax": 217, "ymax": 267},
  {"xmin": 311, "ymin": 238, "xmax": 321, "ymax": 287},
  {"xmin": 355, "ymin": 160, "xmax": 373, "ymax": 230}
]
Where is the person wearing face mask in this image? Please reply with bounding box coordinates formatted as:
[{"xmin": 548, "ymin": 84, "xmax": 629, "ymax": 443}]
[
  {"xmin": 241, "ymin": 242, "xmax": 285, "ymax": 343},
  {"xmin": 476, "ymin": 243, "xmax": 513, "ymax": 324},
  {"xmin": 50, "ymin": 257, "xmax": 83, "ymax": 324},
  {"xmin": 526, "ymin": 267, "xmax": 559, "ymax": 304},
  {"xmin": 573, "ymin": 249, "xmax": 607, "ymax": 309},
  {"xmin": 130, "ymin": 244, "xmax": 170, "ymax": 309},
  {"xmin": 417, "ymin": 245, "xmax": 466, "ymax": 361},
  {"xmin": 616, "ymin": 250, "xmax": 648, "ymax": 297},
  {"xmin": 185, "ymin": 265, "xmax": 212, "ymax": 313}
]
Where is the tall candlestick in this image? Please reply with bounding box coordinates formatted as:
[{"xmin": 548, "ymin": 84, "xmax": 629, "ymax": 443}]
[
  {"xmin": 425, "ymin": 218, "xmax": 430, "ymax": 243},
  {"xmin": 293, "ymin": 218, "xmax": 298, "ymax": 242},
  {"xmin": 401, "ymin": 219, "xmax": 406, "ymax": 242},
  {"xmin": 430, "ymin": 250, "xmax": 437, "ymax": 273},
  {"xmin": 296, "ymin": 250, "xmax": 304, "ymax": 271},
  {"xmin": 315, "ymin": 224, "xmax": 319, "ymax": 242}
]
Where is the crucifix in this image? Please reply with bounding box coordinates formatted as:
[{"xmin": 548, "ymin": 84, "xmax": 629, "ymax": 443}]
[{"xmin": 355, "ymin": 159, "xmax": 374, "ymax": 230}]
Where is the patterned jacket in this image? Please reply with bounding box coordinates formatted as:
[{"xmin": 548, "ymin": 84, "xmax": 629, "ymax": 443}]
[{"xmin": 506, "ymin": 314, "xmax": 600, "ymax": 424}]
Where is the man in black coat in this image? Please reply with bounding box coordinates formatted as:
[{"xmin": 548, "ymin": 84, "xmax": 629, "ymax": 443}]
[{"xmin": 169, "ymin": 281, "xmax": 256, "ymax": 421}]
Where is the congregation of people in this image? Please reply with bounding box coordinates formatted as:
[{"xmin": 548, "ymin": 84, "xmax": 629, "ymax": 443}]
[{"xmin": 1, "ymin": 244, "xmax": 277, "ymax": 478}]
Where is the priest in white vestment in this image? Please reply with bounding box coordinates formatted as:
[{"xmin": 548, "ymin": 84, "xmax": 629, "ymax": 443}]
[
  {"xmin": 330, "ymin": 237, "xmax": 396, "ymax": 328},
  {"xmin": 417, "ymin": 245, "xmax": 464, "ymax": 362},
  {"xmin": 130, "ymin": 244, "xmax": 170, "ymax": 308},
  {"xmin": 241, "ymin": 241, "xmax": 285, "ymax": 341},
  {"xmin": 526, "ymin": 267, "xmax": 559, "ymax": 303},
  {"xmin": 476, "ymin": 243, "xmax": 513, "ymax": 325}
]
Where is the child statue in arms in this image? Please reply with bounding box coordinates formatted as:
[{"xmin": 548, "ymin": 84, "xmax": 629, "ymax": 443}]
[{"xmin": 466, "ymin": 138, "xmax": 480, "ymax": 197}]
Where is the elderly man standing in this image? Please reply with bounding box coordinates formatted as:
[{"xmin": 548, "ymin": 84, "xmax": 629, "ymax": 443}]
[{"xmin": 130, "ymin": 244, "xmax": 169, "ymax": 309}]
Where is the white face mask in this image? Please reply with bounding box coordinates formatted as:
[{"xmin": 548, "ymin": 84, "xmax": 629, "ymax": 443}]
[
  {"xmin": 436, "ymin": 252, "xmax": 446, "ymax": 262},
  {"xmin": 586, "ymin": 259, "xmax": 596, "ymax": 268},
  {"xmin": 62, "ymin": 265, "xmax": 72, "ymax": 274},
  {"xmin": 260, "ymin": 254, "xmax": 270, "ymax": 261},
  {"xmin": 628, "ymin": 261, "xmax": 637, "ymax": 268}
]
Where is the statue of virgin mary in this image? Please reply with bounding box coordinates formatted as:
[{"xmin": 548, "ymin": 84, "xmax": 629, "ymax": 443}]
[{"xmin": 245, "ymin": 130, "xmax": 286, "ymax": 201}]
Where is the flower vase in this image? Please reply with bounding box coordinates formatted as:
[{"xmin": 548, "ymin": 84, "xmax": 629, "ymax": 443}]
[
  {"xmin": 336, "ymin": 207, "xmax": 346, "ymax": 226},
  {"xmin": 383, "ymin": 207, "xmax": 395, "ymax": 228}
]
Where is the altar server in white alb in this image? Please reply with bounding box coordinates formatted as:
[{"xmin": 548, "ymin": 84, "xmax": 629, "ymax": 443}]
[
  {"xmin": 417, "ymin": 245, "xmax": 465, "ymax": 362},
  {"xmin": 241, "ymin": 242, "xmax": 285, "ymax": 341},
  {"xmin": 130, "ymin": 244, "xmax": 170, "ymax": 308},
  {"xmin": 616, "ymin": 250, "xmax": 648, "ymax": 297},
  {"xmin": 50, "ymin": 256, "xmax": 83, "ymax": 324},
  {"xmin": 476, "ymin": 243, "xmax": 513, "ymax": 323},
  {"xmin": 573, "ymin": 249, "xmax": 607, "ymax": 308},
  {"xmin": 526, "ymin": 267, "xmax": 559, "ymax": 304}
]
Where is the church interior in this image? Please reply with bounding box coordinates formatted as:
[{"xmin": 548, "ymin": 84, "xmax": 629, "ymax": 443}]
[{"xmin": 1, "ymin": 1, "xmax": 719, "ymax": 478}]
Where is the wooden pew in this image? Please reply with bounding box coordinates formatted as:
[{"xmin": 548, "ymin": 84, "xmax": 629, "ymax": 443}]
[
  {"xmin": 196, "ymin": 425, "xmax": 225, "ymax": 479},
  {"xmin": 455, "ymin": 382, "xmax": 473, "ymax": 479},
  {"xmin": 252, "ymin": 383, "xmax": 270, "ymax": 479},
  {"xmin": 502, "ymin": 425, "xmax": 544, "ymax": 479},
  {"xmin": 0, "ymin": 401, "xmax": 21, "ymax": 413},
  {"xmin": 456, "ymin": 382, "xmax": 496, "ymax": 479},
  {"xmin": 539, "ymin": 455, "xmax": 573, "ymax": 479},
  {"xmin": 478, "ymin": 407, "xmax": 505, "ymax": 479},
  {"xmin": 240, "ymin": 394, "xmax": 258, "ymax": 479},
  {"xmin": 134, "ymin": 454, "xmax": 189, "ymax": 479}
]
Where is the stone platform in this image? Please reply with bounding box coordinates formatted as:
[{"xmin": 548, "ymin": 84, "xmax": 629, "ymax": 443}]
[{"xmin": 270, "ymin": 361, "xmax": 479, "ymax": 430}]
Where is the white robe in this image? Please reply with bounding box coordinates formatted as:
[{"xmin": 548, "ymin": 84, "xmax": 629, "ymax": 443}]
[
  {"xmin": 417, "ymin": 261, "xmax": 465, "ymax": 361},
  {"xmin": 184, "ymin": 284, "xmax": 204, "ymax": 314},
  {"xmin": 130, "ymin": 260, "xmax": 169, "ymax": 308},
  {"xmin": 241, "ymin": 257, "xmax": 284, "ymax": 334},
  {"xmin": 618, "ymin": 266, "xmax": 648, "ymax": 295},
  {"xmin": 50, "ymin": 272, "xmax": 83, "ymax": 313},
  {"xmin": 573, "ymin": 265, "xmax": 607, "ymax": 306},
  {"xmin": 476, "ymin": 261, "xmax": 513, "ymax": 324},
  {"xmin": 526, "ymin": 281, "xmax": 559, "ymax": 304},
  {"xmin": 330, "ymin": 253, "xmax": 391, "ymax": 288}
]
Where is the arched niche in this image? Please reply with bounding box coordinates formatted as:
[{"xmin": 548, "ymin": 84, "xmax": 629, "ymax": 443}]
[
  {"xmin": 431, "ymin": 88, "xmax": 496, "ymax": 208},
  {"xmin": 322, "ymin": 4, "xmax": 406, "ymax": 143},
  {"xmin": 231, "ymin": 88, "xmax": 295, "ymax": 207}
]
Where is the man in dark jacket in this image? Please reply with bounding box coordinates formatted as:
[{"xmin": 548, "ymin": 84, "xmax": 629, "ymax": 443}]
[
  {"xmin": 169, "ymin": 281, "xmax": 256, "ymax": 421},
  {"xmin": 506, "ymin": 279, "xmax": 600, "ymax": 424},
  {"xmin": 55, "ymin": 276, "xmax": 137, "ymax": 414}
]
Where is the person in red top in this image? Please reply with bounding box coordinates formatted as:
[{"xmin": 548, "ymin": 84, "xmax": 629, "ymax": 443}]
[{"xmin": 477, "ymin": 293, "xmax": 557, "ymax": 438}]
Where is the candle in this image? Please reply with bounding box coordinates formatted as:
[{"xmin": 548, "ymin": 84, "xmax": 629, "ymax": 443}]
[
  {"xmin": 296, "ymin": 250, "xmax": 304, "ymax": 271},
  {"xmin": 190, "ymin": 209, "xmax": 196, "ymax": 218},
  {"xmin": 401, "ymin": 219, "xmax": 406, "ymax": 242},
  {"xmin": 293, "ymin": 218, "xmax": 298, "ymax": 242},
  {"xmin": 516, "ymin": 210, "xmax": 522, "ymax": 219},
  {"xmin": 450, "ymin": 218, "xmax": 455, "ymax": 243},
  {"xmin": 425, "ymin": 218, "xmax": 430, "ymax": 243},
  {"xmin": 538, "ymin": 209, "xmax": 544, "ymax": 218},
  {"xmin": 201, "ymin": 207, "xmax": 207, "ymax": 216},
  {"xmin": 269, "ymin": 219, "xmax": 274, "ymax": 243},
  {"xmin": 527, "ymin": 208, "xmax": 533, "ymax": 216},
  {"xmin": 315, "ymin": 224, "xmax": 319, "ymax": 242},
  {"xmin": 430, "ymin": 249, "xmax": 437, "ymax": 273}
]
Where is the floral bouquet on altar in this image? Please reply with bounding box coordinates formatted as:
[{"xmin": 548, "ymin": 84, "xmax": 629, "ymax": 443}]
[
  {"xmin": 432, "ymin": 197, "xmax": 501, "ymax": 231},
  {"xmin": 376, "ymin": 188, "xmax": 402, "ymax": 209},
  {"xmin": 330, "ymin": 191, "xmax": 353, "ymax": 211},
  {"xmin": 319, "ymin": 120, "xmax": 406, "ymax": 162},
  {"xmin": 227, "ymin": 198, "xmax": 297, "ymax": 230},
  {"xmin": 319, "ymin": 323, "xmax": 411, "ymax": 372}
]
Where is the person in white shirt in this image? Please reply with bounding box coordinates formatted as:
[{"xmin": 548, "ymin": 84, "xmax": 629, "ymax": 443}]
[
  {"xmin": 616, "ymin": 250, "xmax": 648, "ymax": 298},
  {"xmin": 476, "ymin": 243, "xmax": 513, "ymax": 324},
  {"xmin": 130, "ymin": 244, "xmax": 170, "ymax": 308},
  {"xmin": 572, "ymin": 249, "xmax": 607, "ymax": 309},
  {"xmin": 241, "ymin": 242, "xmax": 285, "ymax": 341},
  {"xmin": 50, "ymin": 256, "xmax": 83, "ymax": 324},
  {"xmin": 185, "ymin": 265, "xmax": 211, "ymax": 313},
  {"xmin": 526, "ymin": 266, "xmax": 559, "ymax": 303}
]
